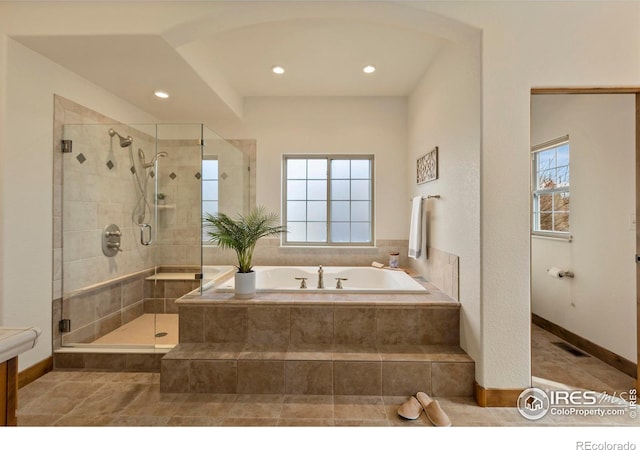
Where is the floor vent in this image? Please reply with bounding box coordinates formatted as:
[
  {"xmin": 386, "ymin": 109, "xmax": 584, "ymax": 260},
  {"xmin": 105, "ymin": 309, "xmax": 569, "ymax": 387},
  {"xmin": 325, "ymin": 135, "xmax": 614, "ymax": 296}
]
[{"xmin": 552, "ymin": 341, "xmax": 590, "ymax": 357}]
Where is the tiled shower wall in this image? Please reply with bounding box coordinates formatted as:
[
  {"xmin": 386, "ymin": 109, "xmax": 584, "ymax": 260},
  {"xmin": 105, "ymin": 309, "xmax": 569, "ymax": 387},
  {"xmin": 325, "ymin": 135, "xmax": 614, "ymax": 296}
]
[
  {"xmin": 154, "ymin": 138, "xmax": 254, "ymax": 266},
  {"xmin": 156, "ymin": 140, "xmax": 202, "ymax": 267},
  {"xmin": 62, "ymin": 123, "xmax": 156, "ymax": 293}
]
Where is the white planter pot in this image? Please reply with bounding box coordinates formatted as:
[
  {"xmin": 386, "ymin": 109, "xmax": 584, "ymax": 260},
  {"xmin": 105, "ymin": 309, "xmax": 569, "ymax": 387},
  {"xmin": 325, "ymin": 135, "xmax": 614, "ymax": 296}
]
[{"xmin": 234, "ymin": 271, "xmax": 256, "ymax": 299}]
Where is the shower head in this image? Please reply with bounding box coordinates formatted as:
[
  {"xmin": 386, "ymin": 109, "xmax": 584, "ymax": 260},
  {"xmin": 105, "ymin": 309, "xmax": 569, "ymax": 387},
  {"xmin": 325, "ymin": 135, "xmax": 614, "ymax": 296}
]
[{"xmin": 108, "ymin": 128, "xmax": 133, "ymax": 148}]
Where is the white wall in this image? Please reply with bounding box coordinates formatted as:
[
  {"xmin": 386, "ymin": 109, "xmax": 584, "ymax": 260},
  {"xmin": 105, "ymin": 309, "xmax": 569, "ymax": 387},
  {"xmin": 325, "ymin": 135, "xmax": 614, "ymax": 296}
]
[
  {"xmin": 531, "ymin": 94, "xmax": 636, "ymax": 362},
  {"xmin": 215, "ymin": 96, "xmax": 409, "ymax": 240},
  {"xmin": 420, "ymin": 1, "xmax": 640, "ymax": 388},
  {"xmin": 407, "ymin": 39, "xmax": 482, "ymax": 368},
  {"xmin": 0, "ymin": 37, "xmax": 157, "ymax": 370}
]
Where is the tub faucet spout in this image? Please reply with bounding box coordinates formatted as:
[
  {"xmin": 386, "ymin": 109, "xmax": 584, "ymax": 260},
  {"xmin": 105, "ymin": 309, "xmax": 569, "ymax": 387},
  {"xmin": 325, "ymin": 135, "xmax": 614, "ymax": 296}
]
[{"xmin": 317, "ymin": 265, "xmax": 324, "ymax": 289}]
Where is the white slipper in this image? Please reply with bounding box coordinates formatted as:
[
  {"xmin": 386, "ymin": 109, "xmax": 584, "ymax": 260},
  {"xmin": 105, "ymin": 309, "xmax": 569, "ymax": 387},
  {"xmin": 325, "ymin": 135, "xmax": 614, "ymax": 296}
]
[
  {"xmin": 397, "ymin": 395, "xmax": 422, "ymax": 420},
  {"xmin": 416, "ymin": 391, "xmax": 451, "ymax": 427}
]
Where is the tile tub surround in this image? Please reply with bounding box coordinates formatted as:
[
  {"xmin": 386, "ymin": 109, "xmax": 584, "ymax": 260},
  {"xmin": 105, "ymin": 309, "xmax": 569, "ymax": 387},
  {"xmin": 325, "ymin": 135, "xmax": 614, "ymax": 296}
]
[
  {"xmin": 408, "ymin": 246, "xmax": 459, "ymax": 300},
  {"xmin": 203, "ymin": 239, "xmax": 411, "ymax": 270},
  {"xmin": 176, "ymin": 283, "xmax": 460, "ymax": 346},
  {"xmin": 161, "ymin": 283, "xmax": 474, "ymax": 395}
]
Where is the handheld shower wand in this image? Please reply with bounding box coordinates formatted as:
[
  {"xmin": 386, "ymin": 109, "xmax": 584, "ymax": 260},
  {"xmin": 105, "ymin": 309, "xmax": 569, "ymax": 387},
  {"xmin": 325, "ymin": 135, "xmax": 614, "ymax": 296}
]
[{"xmin": 138, "ymin": 148, "xmax": 168, "ymax": 168}]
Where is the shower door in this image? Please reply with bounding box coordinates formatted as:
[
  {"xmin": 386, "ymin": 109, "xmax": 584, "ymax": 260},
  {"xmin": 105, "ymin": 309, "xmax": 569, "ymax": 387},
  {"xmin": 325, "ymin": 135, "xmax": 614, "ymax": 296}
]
[
  {"xmin": 58, "ymin": 123, "xmax": 159, "ymax": 347},
  {"xmin": 57, "ymin": 121, "xmax": 246, "ymax": 350},
  {"xmin": 58, "ymin": 123, "xmax": 204, "ymax": 349},
  {"xmin": 151, "ymin": 124, "xmax": 205, "ymax": 348}
]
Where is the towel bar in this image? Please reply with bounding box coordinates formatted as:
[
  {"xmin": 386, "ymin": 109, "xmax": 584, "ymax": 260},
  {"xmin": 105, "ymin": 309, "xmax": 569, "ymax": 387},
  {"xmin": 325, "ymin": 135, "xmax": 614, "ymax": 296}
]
[{"xmin": 409, "ymin": 195, "xmax": 440, "ymax": 201}]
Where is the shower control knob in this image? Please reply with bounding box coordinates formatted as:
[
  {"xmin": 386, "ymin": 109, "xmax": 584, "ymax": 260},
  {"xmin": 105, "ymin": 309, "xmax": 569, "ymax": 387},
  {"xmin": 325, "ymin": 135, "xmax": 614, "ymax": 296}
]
[
  {"xmin": 107, "ymin": 242, "xmax": 122, "ymax": 252},
  {"xmin": 102, "ymin": 224, "xmax": 123, "ymax": 257}
]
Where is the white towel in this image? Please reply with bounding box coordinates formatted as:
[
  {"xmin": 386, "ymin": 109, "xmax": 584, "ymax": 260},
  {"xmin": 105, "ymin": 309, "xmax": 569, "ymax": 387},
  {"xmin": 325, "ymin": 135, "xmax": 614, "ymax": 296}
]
[{"xmin": 408, "ymin": 196, "xmax": 422, "ymax": 259}]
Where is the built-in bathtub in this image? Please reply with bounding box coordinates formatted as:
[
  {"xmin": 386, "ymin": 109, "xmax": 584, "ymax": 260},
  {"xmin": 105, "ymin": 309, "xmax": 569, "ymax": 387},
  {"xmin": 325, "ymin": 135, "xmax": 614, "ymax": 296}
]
[
  {"xmin": 211, "ymin": 265, "xmax": 428, "ymax": 294},
  {"xmin": 168, "ymin": 265, "xmax": 471, "ymax": 395}
]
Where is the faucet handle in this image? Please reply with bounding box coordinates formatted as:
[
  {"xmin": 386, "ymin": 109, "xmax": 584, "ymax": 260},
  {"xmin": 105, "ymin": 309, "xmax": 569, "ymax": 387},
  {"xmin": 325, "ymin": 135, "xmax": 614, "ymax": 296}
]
[
  {"xmin": 107, "ymin": 242, "xmax": 123, "ymax": 252},
  {"xmin": 335, "ymin": 277, "xmax": 348, "ymax": 289},
  {"xmin": 294, "ymin": 277, "xmax": 308, "ymax": 289}
]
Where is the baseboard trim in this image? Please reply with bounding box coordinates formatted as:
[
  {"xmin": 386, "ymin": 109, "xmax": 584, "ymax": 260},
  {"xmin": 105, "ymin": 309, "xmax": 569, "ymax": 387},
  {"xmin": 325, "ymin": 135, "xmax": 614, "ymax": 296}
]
[
  {"xmin": 474, "ymin": 382, "xmax": 523, "ymax": 407},
  {"xmin": 532, "ymin": 314, "xmax": 637, "ymax": 378},
  {"xmin": 18, "ymin": 356, "xmax": 53, "ymax": 388}
]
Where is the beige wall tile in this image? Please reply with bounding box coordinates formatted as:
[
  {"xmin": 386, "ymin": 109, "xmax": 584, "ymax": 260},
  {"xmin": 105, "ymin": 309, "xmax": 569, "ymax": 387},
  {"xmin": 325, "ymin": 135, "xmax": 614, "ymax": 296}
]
[
  {"xmin": 160, "ymin": 359, "xmax": 190, "ymax": 393},
  {"xmin": 237, "ymin": 360, "xmax": 285, "ymax": 394},
  {"xmin": 248, "ymin": 306, "xmax": 290, "ymax": 346},
  {"xmin": 381, "ymin": 361, "xmax": 431, "ymax": 396},
  {"xmin": 431, "ymin": 362, "xmax": 475, "ymax": 397},
  {"xmin": 83, "ymin": 353, "xmax": 128, "ymax": 371},
  {"xmin": 333, "ymin": 362, "xmax": 382, "ymax": 395},
  {"xmin": 285, "ymin": 361, "xmax": 333, "ymax": 395},
  {"xmin": 204, "ymin": 306, "xmax": 248, "ymax": 343},
  {"xmin": 334, "ymin": 307, "xmax": 376, "ymax": 345},
  {"xmin": 179, "ymin": 306, "xmax": 204, "ymax": 343},
  {"xmin": 190, "ymin": 360, "xmax": 237, "ymax": 393},
  {"xmin": 419, "ymin": 308, "xmax": 459, "ymax": 345},
  {"xmin": 122, "ymin": 277, "xmax": 144, "ymax": 307},
  {"xmin": 376, "ymin": 308, "xmax": 421, "ymax": 345},
  {"xmin": 290, "ymin": 306, "xmax": 333, "ymax": 345}
]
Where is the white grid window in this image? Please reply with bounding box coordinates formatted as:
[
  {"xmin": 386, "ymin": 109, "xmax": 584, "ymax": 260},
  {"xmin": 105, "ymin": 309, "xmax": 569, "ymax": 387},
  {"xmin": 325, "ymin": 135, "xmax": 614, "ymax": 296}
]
[
  {"xmin": 202, "ymin": 157, "xmax": 218, "ymax": 241},
  {"xmin": 532, "ymin": 137, "xmax": 570, "ymax": 236},
  {"xmin": 283, "ymin": 156, "xmax": 374, "ymax": 246}
]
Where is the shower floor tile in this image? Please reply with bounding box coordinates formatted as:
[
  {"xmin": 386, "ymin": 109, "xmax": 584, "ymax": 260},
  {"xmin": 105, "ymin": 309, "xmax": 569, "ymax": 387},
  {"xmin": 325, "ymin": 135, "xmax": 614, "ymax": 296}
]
[{"xmin": 92, "ymin": 314, "xmax": 178, "ymax": 346}]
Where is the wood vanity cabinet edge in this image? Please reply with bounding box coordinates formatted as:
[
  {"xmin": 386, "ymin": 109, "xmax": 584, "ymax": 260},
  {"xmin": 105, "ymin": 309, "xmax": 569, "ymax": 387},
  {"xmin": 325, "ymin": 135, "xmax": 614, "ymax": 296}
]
[{"xmin": 0, "ymin": 357, "xmax": 18, "ymax": 426}]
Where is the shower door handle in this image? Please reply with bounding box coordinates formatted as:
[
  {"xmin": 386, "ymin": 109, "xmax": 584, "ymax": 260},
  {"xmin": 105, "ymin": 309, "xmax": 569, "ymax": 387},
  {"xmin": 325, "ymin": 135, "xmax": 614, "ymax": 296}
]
[{"xmin": 140, "ymin": 223, "xmax": 153, "ymax": 246}]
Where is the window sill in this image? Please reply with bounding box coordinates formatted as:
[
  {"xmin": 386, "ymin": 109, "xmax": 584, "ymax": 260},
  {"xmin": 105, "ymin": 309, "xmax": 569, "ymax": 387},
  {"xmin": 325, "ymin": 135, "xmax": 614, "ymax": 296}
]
[
  {"xmin": 280, "ymin": 245, "xmax": 377, "ymax": 250},
  {"xmin": 531, "ymin": 232, "xmax": 572, "ymax": 242},
  {"xmin": 203, "ymin": 243, "xmax": 379, "ymax": 250}
]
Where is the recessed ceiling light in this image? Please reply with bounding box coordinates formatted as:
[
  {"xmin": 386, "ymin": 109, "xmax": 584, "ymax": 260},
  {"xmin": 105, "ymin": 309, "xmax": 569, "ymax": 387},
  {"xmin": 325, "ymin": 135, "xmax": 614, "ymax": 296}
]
[
  {"xmin": 272, "ymin": 65, "xmax": 285, "ymax": 75},
  {"xmin": 154, "ymin": 90, "xmax": 170, "ymax": 99},
  {"xmin": 363, "ymin": 65, "xmax": 376, "ymax": 74}
]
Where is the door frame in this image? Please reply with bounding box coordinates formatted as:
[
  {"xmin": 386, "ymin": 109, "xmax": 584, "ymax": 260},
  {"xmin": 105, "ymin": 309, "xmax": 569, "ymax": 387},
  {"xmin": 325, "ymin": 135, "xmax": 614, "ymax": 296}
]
[{"xmin": 531, "ymin": 86, "xmax": 640, "ymax": 392}]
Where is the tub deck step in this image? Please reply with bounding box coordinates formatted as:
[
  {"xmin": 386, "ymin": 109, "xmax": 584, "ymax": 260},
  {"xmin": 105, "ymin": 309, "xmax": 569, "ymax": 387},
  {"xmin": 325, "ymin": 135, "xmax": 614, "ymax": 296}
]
[{"xmin": 160, "ymin": 342, "xmax": 474, "ymax": 396}]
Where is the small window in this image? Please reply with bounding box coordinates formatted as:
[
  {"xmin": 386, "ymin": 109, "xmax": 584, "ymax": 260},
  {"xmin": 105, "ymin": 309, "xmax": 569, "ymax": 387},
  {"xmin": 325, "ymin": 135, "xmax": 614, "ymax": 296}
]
[
  {"xmin": 532, "ymin": 137, "xmax": 570, "ymax": 236},
  {"xmin": 202, "ymin": 157, "xmax": 218, "ymax": 241},
  {"xmin": 283, "ymin": 155, "xmax": 374, "ymax": 246}
]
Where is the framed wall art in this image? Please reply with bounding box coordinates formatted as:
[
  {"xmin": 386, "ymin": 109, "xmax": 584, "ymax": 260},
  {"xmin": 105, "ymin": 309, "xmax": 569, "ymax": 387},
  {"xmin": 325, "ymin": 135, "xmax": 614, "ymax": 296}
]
[{"xmin": 417, "ymin": 146, "xmax": 438, "ymax": 184}]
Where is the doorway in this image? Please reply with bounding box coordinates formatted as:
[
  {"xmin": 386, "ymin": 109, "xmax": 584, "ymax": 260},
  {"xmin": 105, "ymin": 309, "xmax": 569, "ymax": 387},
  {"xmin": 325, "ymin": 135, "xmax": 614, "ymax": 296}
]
[{"xmin": 530, "ymin": 89, "xmax": 639, "ymax": 395}]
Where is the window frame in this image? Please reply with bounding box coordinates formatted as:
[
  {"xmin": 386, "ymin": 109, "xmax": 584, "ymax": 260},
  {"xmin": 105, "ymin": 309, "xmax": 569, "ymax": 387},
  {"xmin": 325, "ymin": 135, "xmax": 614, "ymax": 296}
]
[
  {"xmin": 531, "ymin": 135, "xmax": 571, "ymax": 239},
  {"xmin": 282, "ymin": 154, "xmax": 375, "ymax": 247}
]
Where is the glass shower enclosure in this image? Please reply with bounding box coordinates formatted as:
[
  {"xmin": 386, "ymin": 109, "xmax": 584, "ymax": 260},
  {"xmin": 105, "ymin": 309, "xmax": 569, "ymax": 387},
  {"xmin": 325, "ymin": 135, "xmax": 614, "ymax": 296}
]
[{"xmin": 58, "ymin": 123, "xmax": 247, "ymax": 349}]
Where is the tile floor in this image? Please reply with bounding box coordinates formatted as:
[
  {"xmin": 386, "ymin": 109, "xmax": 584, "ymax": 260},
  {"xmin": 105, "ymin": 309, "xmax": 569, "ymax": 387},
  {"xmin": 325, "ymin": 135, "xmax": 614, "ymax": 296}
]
[
  {"xmin": 16, "ymin": 324, "xmax": 638, "ymax": 428},
  {"xmin": 531, "ymin": 325, "xmax": 636, "ymax": 396}
]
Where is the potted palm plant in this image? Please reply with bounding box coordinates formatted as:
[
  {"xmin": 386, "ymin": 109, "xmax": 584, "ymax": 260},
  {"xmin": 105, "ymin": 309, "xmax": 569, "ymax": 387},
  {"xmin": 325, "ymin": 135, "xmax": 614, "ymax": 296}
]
[{"xmin": 203, "ymin": 206, "xmax": 287, "ymax": 298}]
